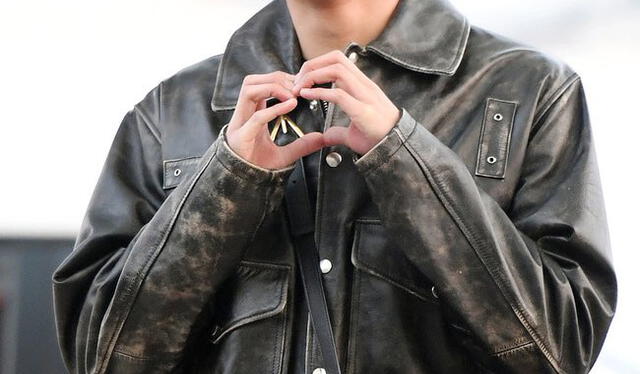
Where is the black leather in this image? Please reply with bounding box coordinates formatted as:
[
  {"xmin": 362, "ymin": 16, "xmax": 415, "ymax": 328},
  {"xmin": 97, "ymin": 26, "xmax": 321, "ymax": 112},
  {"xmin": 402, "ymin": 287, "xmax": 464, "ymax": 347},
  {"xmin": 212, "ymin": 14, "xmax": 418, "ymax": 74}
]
[
  {"xmin": 285, "ymin": 159, "xmax": 342, "ymax": 374},
  {"xmin": 51, "ymin": 0, "xmax": 617, "ymax": 373}
]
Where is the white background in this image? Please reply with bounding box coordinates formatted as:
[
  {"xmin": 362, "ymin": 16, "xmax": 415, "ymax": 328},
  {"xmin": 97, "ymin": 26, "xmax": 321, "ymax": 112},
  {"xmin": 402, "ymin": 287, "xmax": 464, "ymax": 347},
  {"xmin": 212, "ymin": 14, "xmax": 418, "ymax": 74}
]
[{"xmin": 0, "ymin": 0, "xmax": 638, "ymax": 372}]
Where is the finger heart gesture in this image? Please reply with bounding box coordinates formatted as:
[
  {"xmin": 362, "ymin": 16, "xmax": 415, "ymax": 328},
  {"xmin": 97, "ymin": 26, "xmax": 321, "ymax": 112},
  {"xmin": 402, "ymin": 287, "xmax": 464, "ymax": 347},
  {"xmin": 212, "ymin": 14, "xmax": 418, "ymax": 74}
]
[
  {"xmin": 225, "ymin": 49, "xmax": 401, "ymax": 171},
  {"xmin": 292, "ymin": 49, "xmax": 401, "ymax": 155}
]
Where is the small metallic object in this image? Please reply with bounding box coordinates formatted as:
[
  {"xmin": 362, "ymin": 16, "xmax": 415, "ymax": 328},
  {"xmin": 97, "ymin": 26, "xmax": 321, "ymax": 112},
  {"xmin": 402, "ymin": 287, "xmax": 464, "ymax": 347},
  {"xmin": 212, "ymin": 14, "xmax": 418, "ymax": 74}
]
[
  {"xmin": 493, "ymin": 113, "xmax": 503, "ymax": 122},
  {"xmin": 325, "ymin": 152, "xmax": 343, "ymax": 167},
  {"xmin": 431, "ymin": 286, "xmax": 439, "ymax": 299},
  {"xmin": 348, "ymin": 51, "xmax": 359, "ymax": 63},
  {"xmin": 309, "ymin": 99, "xmax": 319, "ymax": 111},
  {"xmin": 320, "ymin": 259, "xmax": 333, "ymax": 274},
  {"xmin": 487, "ymin": 156, "xmax": 497, "ymax": 164},
  {"xmin": 173, "ymin": 168, "xmax": 181, "ymax": 177},
  {"xmin": 270, "ymin": 114, "xmax": 305, "ymax": 141}
]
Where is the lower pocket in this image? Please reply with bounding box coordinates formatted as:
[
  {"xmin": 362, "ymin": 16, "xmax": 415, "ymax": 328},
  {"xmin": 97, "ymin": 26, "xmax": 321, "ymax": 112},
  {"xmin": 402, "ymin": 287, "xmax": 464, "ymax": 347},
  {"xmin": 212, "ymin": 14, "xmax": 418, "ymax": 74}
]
[
  {"xmin": 194, "ymin": 260, "xmax": 290, "ymax": 374},
  {"xmin": 347, "ymin": 220, "xmax": 475, "ymax": 373}
]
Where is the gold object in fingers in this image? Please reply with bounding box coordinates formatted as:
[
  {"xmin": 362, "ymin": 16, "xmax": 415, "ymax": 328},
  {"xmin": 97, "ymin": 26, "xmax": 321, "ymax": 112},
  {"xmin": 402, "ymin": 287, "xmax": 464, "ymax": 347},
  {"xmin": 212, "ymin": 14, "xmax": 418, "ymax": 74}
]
[{"xmin": 270, "ymin": 114, "xmax": 305, "ymax": 141}]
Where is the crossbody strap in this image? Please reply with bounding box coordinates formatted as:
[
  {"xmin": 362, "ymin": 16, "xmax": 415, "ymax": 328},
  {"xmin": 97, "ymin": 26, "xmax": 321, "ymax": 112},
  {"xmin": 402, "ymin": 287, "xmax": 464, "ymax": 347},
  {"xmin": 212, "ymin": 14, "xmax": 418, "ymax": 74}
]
[{"xmin": 284, "ymin": 158, "xmax": 342, "ymax": 374}]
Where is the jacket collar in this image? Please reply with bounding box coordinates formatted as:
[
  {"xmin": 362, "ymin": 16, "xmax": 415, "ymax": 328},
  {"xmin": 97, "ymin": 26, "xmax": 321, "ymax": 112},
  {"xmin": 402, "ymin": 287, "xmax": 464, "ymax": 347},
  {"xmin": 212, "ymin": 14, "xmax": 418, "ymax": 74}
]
[{"xmin": 211, "ymin": 0, "xmax": 470, "ymax": 111}]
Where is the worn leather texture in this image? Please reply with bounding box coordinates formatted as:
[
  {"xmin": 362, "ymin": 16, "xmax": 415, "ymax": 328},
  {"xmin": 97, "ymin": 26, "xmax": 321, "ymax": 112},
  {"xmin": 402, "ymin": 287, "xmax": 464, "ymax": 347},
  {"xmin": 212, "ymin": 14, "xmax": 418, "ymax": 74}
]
[{"xmin": 52, "ymin": 0, "xmax": 617, "ymax": 373}]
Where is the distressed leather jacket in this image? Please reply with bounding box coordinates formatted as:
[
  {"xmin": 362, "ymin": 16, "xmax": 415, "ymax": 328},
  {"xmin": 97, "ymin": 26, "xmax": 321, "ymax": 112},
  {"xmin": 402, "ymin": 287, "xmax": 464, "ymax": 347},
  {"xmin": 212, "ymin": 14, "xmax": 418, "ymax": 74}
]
[{"xmin": 52, "ymin": 0, "xmax": 617, "ymax": 373}]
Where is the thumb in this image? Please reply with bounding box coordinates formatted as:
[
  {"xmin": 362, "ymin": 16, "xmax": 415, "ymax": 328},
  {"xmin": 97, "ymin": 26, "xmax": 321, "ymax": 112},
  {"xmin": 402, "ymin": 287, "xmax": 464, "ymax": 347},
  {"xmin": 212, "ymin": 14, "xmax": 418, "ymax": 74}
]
[
  {"xmin": 323, "ymin": 126, "xmax": 350, "ymax": 147},
  {"xmin": 279, "ymin": 132, "xmax": 326, "ymax": 163}
]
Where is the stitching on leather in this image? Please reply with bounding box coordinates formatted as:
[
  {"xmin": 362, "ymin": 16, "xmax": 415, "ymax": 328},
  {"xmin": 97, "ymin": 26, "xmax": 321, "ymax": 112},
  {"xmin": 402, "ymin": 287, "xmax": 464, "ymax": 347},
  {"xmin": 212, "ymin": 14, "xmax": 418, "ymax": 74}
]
[
  {"xmin": 276, "ymin": 301, "xmax": 288, "ymax": 373},
  {"xmin": 133, "ymin": 105, "xmax": 162, "ymax": 145},
  {"xmin": 491, "ymin": 335, "xmax": 532, "ymax": 354},
  {"xmin": 271, "ymin": 312, "xmax": 280, "ymax": 374},
  {"xmin": 474, "ymin": 98, "xmax": 518, "ymax": 179},
  {"xmin": 358, "ymin": 128, "xmax": 407, "ymax": 176},
  {"xmin": 352, "ymin": 222, "xmax": 437, "ymax": 304},
  {"xmin": 211, "ymin": 263, "xmax": 289, "ymax": 344},
  {"xmin": 493, "ymin": 341, "xmax": 537, "ymax": 358},
  {"xmin": 400, "ymin": 131, "xmax": 564, "ymax": 373},
  {"xmin": 531, "ymin": 73, "xmax": 580, "ymax": 131},
  {"xmin": 364, "ymin": 18, "xmax": 470, "ymax": 75},
  {"xmin": 112, "ymin": 349, "xmax": 180, "ymax": 362},
  {"xmin": 162, "ymin": 156, "xmax": 202, "ymax": 189},
  {"xmin": 96, "ymin": 139, "xmax": 223, "ymax": 373},
  {"xmin": 346, "ymin": 254, "xmax": 362, "ymax": 374}
]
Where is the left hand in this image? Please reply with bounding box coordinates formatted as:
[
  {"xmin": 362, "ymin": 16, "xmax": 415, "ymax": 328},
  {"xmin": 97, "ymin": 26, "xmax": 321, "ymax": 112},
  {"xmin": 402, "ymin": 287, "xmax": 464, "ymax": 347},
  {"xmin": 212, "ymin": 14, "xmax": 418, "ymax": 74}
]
[{"xmin": 291, "ymin": 50, "xmax": 401, "ymax": 155}]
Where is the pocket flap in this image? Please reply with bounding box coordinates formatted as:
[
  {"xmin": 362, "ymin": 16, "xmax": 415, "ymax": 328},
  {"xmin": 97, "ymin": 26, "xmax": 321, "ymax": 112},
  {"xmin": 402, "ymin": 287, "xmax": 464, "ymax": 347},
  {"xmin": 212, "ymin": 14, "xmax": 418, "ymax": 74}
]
[
  {"xmin": 475, "ymin": 98, "xmax": 517, "ymax": 179},
  {"xmin": 163, "ymin": 156, "xmax": 202, "ymax": 189},
  {"xmin": 351, "ymin": 220, "xmax": 437, "ymax": 302},
  {"xmin": 162, "ymin": 156, "xmax": 201, "ymax": 189},
  {"xmin": 210, "ymin": 261, "xmax": 290, "ymax": 344}
]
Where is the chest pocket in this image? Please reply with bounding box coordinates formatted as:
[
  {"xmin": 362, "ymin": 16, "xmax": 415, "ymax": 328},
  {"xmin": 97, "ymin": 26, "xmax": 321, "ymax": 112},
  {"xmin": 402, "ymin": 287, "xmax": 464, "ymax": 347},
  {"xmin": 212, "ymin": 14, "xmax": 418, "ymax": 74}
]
[
  {"xmin": 162, "ymin": 156, "xmax": 202, "ymax": 189},
  {"xmin": 475, "ymin": 98, "xmax": 517, "ymax": 179}
]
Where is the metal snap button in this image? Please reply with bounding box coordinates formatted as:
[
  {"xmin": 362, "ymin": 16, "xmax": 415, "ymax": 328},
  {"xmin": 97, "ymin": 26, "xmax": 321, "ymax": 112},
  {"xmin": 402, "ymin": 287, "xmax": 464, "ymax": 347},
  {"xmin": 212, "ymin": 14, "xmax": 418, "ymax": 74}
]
[
  {"xmin": 325, "ymin": 151, "xmax": 343, "ymax": 167},
  {"xmin": 493, "ymin": 113, "xmax": 503, "ymax": 122},
  {"xmin": 309, "ymin": 99, "xmax": 319, "ymax": 111},
  {"xmin": 313, "ymin": 368, "xmax": 327, "ymax": 374},
  {"xmin": 320, "ymin": 259, "xmax": 333, "ymax": 274},
  {"xmin": 431, "ymin": 286, "xmax": 439, "ymax": 299},
  {"xmin": 486, "ymin": 156, "xmax": 497, "ymax": 164},
  {"xmin": 174, "ymin": 168, "xmax": 182, "ymax": 177},
  {"xmin": 348, "ymin": 51, "xmax": 358, "ymax": 63}
]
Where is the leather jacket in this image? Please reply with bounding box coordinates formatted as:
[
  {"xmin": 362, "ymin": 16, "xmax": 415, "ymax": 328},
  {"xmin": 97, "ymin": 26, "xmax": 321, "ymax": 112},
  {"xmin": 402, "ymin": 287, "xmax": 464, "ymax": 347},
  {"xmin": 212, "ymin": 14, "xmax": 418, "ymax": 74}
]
[{"xmin": 52, "ymin": 0, "xmax": 617, "ymax": 373}]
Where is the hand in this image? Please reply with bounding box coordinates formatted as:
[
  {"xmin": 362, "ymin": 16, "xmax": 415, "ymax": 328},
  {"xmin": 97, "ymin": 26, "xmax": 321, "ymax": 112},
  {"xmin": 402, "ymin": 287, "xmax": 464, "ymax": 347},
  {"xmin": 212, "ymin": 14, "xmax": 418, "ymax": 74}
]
[
  {"xmin": 291, "ymin": 50, "xmax": 401, "ymax": 155},
  {"xmin": 226, "ymin": 71, "xmax": 326, "ymax": 170}
]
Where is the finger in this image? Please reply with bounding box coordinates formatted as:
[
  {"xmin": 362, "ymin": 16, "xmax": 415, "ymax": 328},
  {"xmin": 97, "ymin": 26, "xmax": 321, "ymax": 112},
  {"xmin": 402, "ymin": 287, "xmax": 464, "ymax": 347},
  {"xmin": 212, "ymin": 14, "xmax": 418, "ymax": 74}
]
[
  {"xmin": 322, "ymin": 126, "xmax": 350, "ymax": 148},
  {"xmin": 243, "ymin": 71, "xmax": 296, "ymax": 87},
  {"xmin": 299, "ymin": 87, "xmax": 365, "ymax": 119},
  {"xmin": 295, "ymin": 49, "xmax": 370, "ymax": 87},
  {"xmin": 278, "ymin": 132, "xmax": 326, "ymax": 162},
  {"xmin": 232, "ymin": 83, "xmax": 295, "ymax": 130},
  {"xmin": 292, "ymin": 64, "xmax": 366, "ymax": 100},
  {"xmin": 239, "ymin": 97, "xmax": 298, "ymax": 139}
]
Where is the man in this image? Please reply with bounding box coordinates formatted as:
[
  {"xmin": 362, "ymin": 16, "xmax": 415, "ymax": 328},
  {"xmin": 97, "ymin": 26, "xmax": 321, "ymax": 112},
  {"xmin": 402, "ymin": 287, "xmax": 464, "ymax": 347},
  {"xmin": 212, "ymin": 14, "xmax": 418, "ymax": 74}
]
[{"xmin": 52, "ymin": 0, "xmax": 617, "ymax": 373}]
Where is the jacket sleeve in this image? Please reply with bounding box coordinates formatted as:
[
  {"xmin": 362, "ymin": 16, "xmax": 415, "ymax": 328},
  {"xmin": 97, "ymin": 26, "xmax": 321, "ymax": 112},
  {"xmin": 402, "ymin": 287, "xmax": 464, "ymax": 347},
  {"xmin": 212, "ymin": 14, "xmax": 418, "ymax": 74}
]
[
  {"xmin": 52, "ymin": 88, "xmax": 296, "ymax": 373},
  {"xmin": 352, "ymin": 75, "xmax": 616, "ymax": 373}
]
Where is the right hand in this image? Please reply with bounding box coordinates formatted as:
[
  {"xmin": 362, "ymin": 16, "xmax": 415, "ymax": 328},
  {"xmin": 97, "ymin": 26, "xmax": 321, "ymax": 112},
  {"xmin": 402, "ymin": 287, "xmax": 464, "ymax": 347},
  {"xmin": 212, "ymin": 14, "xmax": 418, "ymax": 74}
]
[{"xmin": 225, "ymin": 71, "xmax": 326, "ymax": 170}]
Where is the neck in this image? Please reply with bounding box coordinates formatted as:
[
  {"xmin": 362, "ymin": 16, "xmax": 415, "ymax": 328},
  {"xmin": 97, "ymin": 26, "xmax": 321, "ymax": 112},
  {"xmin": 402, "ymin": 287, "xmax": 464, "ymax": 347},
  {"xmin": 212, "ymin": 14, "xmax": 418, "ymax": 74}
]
[{"xmin": 285, "ymin": 0, "xmax": 400, "ymax": 60}]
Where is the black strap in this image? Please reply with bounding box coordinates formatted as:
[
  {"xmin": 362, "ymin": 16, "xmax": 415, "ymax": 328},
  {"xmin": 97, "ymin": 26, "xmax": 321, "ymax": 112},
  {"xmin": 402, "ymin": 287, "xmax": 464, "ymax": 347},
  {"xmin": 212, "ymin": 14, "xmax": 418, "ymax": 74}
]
[{"xmin": 284, "ymin": 158, "xmax": 342, "ymax": 374}]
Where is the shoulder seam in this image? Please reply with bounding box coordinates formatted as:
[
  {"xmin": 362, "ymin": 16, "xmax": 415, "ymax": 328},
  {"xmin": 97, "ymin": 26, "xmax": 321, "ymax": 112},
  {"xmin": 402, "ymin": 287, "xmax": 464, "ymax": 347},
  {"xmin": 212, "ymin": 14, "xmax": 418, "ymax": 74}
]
[
  {"xmin": 531, "ymin": 73, "xmax": 580, "ymax": 130},
  {"xmin": 133, "ymin": 102, "xmax": 162, "ymax": 145}
]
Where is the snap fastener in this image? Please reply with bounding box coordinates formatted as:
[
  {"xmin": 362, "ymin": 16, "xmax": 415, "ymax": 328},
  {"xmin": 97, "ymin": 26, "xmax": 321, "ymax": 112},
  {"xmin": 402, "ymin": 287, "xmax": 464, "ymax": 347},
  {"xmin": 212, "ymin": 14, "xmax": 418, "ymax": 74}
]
[
  {"xmin": 320, "ymin": 259, "xmax": 333, "ymax": 274},
  {"xmin": 325, "ymin": 151, "xmax": 343, "ymax": 167},
  {"xmin": 493, "ymin": 113, "xmax": 503, "ymax": 122},
  {"xmin": 348, "ymin": 51, "xmax": 358, "ymax": 63},
  {"xmin": 313, "ymin": 368, "xmax": 327, "ymax": 374},
  {"xmin": 174, "ymin": 168, "xmax": 182, "ymax": 177},
  {"xmin": 486, "ymin": 156, "xmax": 497, "ymax": 164},
  {"xmin": 309, "ymin": 99, "xmax": 319, "ymax": 111},
  {"xmin": 431, "ymin": 286, "xmax": 439, "ymax": 299}
]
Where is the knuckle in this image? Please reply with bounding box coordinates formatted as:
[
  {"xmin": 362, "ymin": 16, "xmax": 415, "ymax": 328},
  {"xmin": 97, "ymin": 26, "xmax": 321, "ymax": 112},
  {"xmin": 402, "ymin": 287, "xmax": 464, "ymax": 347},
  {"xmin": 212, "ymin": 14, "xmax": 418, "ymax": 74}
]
[
  {"xmin": 331, "ymin": 49, "xmax": 343, "ymax": 59},
  {"xmin": 243, "ymin": 74, "xmax": 256, "ymax": 85}
]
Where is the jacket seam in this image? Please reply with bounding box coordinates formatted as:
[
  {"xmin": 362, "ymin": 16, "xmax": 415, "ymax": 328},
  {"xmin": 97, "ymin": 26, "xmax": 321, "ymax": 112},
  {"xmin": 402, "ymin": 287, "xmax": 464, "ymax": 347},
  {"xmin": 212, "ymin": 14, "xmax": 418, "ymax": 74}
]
[
  {"xmin": 96, "ymin": 139, "xmax": 223, "ymax": 373},
  {"xmin": 210, "ymin": 266, "xmax": 288, "ymax": 344},
  {"xmin": 133, "ymin": 105, "xmax": 162, "ymax": 145},
  {"xmin": 531, "ymin": 73, "xmax": 580, "ymax": 131},
  {"xmin": 493, "ymin": 341, "xmax": 537, "ymax": 357},
  {"xmin": 352, "ymin": 224, "xmax": 438, "ymax": 304},
  {"xmin": 399, "ymin": 122, "xmax": 565, "ymax": 373}
]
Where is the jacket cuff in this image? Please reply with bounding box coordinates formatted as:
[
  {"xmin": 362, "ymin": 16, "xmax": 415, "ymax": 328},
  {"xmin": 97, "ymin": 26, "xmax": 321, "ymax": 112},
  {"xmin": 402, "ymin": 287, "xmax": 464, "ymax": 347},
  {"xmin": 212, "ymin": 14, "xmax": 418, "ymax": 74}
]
[
  {"xmin": 217, "ymin": 123, "xmax": 296, "ymax": 185},
  {"xmin": 352, "ymin": 107, "xmax": 417, "ymax": 174}
]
